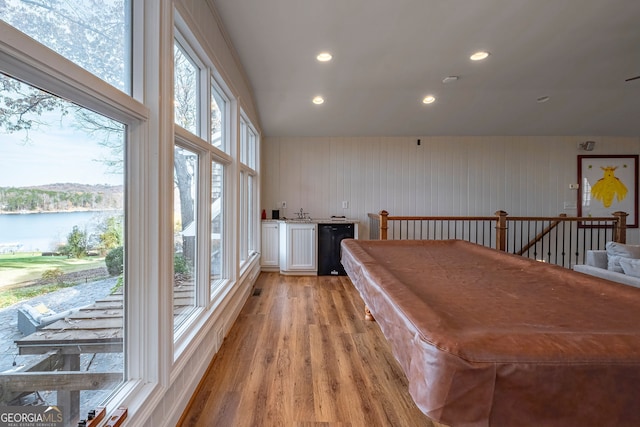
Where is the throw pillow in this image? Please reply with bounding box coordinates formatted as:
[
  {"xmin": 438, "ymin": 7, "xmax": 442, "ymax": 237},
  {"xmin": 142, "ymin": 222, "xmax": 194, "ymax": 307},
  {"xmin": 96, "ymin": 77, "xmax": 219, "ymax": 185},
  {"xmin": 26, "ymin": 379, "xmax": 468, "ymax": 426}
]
[
  {"xmin": 620, "ymin": 258, "xmax": 640, "ymax": 278},
  {"xmin": 606, "ymin": 241, "xmax": 640, "ymax": 273}
]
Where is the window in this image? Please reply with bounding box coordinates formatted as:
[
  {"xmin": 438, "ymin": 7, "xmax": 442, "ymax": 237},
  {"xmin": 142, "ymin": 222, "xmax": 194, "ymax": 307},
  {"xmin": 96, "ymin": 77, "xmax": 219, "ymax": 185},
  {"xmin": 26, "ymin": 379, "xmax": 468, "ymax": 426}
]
[
  {"xmin": 172, "ymin": 28, "xmax": 233, "ymax": 338},
  {"xmin": 173, "ymin": 145, "xmax": 198, "ymax": 330},
  {"xmin": 211, "ymin": 79, "xmax": 228, "ymax": 152},
  {"xmin": 210, "ymin": 160, "xmax": 224, "ymax": 293},
  {"xmin": 174, "ymin": 40, "xmax": 200, "ymax": 135},
  {"xmin": 0, "ymin": 0, "xmax": 132, "ymax": 93},
  {"xmin": 0, "ymin": 72, "xmax": 126, "ymax": 420},
  {"xmin": 239, "ymin": 115, "xmax": 258, "ymax": 267}
]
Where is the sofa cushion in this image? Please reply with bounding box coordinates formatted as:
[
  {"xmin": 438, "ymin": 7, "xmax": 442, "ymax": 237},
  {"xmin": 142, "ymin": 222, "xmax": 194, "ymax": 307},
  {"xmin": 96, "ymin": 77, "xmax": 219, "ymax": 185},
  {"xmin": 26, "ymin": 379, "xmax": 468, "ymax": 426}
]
[
  {"xmin": 606, "ymin": 242, "xmax": 640, "ymax": 273},
  {"xmin": 620, "ymin": 258, "xmax": 640, "ymax": 278}
]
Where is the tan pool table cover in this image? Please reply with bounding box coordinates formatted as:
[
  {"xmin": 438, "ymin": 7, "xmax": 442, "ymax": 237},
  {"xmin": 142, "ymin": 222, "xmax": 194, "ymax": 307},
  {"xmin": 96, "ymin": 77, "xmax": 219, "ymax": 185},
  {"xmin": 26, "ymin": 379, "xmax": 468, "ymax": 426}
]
[{"xmin": 341, "ymin": 239, "xmax": 640, "ymax": 427}]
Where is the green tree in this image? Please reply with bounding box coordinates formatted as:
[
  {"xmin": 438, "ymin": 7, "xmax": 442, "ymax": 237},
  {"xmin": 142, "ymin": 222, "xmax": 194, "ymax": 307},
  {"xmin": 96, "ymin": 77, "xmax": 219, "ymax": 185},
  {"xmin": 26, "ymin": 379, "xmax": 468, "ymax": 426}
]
[
  {"xmin": 99, "ymin": 216, "xmax": 123, "ymax": 255},
  {"xmin": 105, "ymin": 246, "xmax": 124, "ymax": 276},
  {"xmin": 62, "ymin": 226, "xmax": 88, "ymax": 258}
]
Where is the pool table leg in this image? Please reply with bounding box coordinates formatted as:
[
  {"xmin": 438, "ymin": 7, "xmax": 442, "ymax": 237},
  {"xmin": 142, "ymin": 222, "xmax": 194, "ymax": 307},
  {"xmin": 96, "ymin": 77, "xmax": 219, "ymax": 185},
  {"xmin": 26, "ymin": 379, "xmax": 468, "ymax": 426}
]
[{"xmin": 364, "ymin": 306, "xmax": 375, "ymax": 321}]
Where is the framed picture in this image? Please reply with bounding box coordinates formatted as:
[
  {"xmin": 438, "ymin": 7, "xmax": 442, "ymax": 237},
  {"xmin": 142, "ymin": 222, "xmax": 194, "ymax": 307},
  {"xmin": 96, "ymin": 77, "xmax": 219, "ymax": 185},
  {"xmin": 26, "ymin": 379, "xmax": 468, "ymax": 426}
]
[{"xmin": 578, "ymin": 155, "xmax": 639, "ymax": 228}]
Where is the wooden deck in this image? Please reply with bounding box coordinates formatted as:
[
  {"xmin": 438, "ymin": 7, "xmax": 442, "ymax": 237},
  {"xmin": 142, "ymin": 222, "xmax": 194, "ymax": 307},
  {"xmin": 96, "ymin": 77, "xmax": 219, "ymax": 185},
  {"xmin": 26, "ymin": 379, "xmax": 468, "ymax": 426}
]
[
  {"xmin": 179, "ymin": 272, "xmax": 445, "ymax": 427},
  {"xmin": 15, "ymin": 294, "xmax": 124, "ymax": 355},
  {"xmin": 5, "ymin": 283, "xmax": 194, "ymax": 425}
]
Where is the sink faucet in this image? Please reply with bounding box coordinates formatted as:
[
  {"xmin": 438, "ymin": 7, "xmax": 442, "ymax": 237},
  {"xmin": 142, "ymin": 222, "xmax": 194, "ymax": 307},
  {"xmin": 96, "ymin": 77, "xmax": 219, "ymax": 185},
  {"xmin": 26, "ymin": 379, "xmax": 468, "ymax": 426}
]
[{"xmin": 297, "ymin": 208, "xmax": 310, "ymax": 220}]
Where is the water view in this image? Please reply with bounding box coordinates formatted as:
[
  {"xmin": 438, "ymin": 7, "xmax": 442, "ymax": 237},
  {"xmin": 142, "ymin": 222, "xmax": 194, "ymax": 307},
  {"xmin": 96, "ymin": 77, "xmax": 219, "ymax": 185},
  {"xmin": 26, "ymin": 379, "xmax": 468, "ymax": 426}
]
[{"xmin": 0, "ymin": 211, "xmax": 119, "ymax": 253}]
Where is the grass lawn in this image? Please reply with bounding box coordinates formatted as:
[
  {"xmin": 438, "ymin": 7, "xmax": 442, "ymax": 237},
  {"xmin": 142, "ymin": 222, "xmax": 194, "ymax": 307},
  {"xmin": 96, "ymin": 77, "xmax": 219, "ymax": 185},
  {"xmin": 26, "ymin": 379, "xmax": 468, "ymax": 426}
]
[
  {"xmin": 0, "ymin": 252, "xmax": 106, "ymax": 288},
  {"xmin": 0, "ymin": 253, "xmax": 107, "ymax": 309}
]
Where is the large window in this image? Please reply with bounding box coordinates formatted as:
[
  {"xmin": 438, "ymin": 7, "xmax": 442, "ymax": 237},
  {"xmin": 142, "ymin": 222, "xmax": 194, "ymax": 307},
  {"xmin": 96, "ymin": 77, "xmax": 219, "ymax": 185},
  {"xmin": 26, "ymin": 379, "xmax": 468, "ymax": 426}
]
[
  {"xmin": 0, "ymin": 72, "xmax": 126, "ymax": 422},
  {"xmin": 0, "ymin": 0, "xmax": 132, "ymax": 93},
  {"xmin": 239, "ymin": 116, "xmax": 258, "ymax": 266},
  {"xmin": 0, "ymin": 2, "xmax": 135, "ymax": 422},
  {"xmin": 173, "ymin": 31, "xmax": 232, "ymax": 338}
]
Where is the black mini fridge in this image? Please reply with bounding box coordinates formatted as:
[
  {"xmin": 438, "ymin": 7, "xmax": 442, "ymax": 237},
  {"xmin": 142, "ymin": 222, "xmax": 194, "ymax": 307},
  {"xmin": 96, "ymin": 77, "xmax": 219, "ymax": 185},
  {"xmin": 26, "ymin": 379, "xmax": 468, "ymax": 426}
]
[{"xmin": 317, "ymin": 223, "xmax": 355, "ymax": 276}]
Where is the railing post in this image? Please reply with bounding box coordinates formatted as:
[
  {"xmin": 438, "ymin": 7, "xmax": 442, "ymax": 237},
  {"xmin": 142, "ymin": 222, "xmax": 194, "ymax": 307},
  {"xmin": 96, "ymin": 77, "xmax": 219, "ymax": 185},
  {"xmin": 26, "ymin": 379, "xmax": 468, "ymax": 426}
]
[
  {"xmin": 379, "ymin": 210, "xmax": 389, "ymax": 240},
  {"xmin": 494, "ymin": 210, "xmax": 508, "ymax": 251},
  {"xmin": 612, "ymin": 211, "xmax": 628, "ymax": 243}
]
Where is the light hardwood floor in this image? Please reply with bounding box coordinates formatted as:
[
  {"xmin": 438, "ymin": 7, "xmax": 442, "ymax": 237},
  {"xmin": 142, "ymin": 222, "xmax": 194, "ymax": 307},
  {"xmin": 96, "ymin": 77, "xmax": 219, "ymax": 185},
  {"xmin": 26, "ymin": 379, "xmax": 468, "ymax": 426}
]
[{"xmin": 178, "ymin": 272, "xmax": 443, "ymax": 427}]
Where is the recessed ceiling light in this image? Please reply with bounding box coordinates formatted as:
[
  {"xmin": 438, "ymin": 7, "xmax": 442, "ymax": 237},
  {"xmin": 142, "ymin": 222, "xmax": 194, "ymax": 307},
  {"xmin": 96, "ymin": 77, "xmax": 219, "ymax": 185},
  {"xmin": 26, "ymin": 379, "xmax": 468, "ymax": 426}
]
[
  {"xmin": 316, "ymin": 52, "xmax": 332, "ymax": 62},
  {"xmin": 422, "ymin": 95, "xmax": 436, "ymax": 104},
  {"xmin": 470, "ymin": 51, "xmax": 490, "ymax": 61},
  {"xmin": 312, "ymin": 96, "xmax": 324, "ymax": 105}
]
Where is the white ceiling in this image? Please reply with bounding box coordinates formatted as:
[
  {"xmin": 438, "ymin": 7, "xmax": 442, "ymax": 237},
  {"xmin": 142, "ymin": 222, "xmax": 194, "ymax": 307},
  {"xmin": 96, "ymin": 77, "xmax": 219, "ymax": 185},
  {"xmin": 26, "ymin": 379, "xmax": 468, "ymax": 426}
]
[{"xmin": 212, "ymin": 0, "xmax": 640, "ymax": 138}]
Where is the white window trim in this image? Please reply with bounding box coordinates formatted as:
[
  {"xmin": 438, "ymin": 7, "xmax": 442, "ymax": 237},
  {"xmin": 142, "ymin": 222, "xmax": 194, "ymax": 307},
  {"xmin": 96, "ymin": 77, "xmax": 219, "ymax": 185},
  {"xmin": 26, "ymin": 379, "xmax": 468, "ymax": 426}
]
[
  {"xmin": 0, "ymin": 21, "xmax": 147, "ymax": 123},
  {"xmin": 0, "ymin": 4, "xmax": 160, "ymax": 419}
]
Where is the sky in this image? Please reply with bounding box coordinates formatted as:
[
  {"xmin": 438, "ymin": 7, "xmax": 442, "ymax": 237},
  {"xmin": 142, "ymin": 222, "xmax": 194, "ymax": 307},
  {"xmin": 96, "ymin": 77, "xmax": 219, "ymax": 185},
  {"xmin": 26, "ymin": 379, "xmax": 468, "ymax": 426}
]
[{"xmin": 0, "ymin": 108, "xmax": 124, "ymax": 188}]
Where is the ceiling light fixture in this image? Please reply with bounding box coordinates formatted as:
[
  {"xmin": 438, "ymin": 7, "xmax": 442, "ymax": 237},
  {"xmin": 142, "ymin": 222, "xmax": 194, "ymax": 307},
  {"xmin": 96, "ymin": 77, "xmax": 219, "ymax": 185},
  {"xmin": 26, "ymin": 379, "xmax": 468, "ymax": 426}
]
[
  {"xmin": 312, "ymin": 96, "xmax": 324, "ymax": 105},
  {"xmin": 316, "ymin": 52, "xmax": 332, "ymax": 62},
  {"xmin": 470, "ymin": 51, "xmax": 490, "ymax": 61},
  {"xmin": 422, "ymin": 95, "xmax": 436, "ymax": 104},
  {"xmin": 442, "ymin": 76, "xmax": 459, "ymax": 84}
]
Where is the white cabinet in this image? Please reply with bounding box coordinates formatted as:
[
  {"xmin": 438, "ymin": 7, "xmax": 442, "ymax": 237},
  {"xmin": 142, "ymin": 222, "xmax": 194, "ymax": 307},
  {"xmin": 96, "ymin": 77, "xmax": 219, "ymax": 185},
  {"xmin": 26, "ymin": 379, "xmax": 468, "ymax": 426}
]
[
  {"xmin": 261, "ymin": 221, "xmax": 280, "ymax": 271},
  {"xmin": 279, "ymin": 222, "xmax": 317, "ymax": 275}
]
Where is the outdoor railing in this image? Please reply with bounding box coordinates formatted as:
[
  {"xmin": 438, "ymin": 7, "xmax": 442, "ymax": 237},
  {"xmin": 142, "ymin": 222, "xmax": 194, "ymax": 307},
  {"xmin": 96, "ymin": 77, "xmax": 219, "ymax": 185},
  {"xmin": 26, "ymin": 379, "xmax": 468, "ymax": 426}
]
[{"xmin": 368, "ymin": 210, "xmax": 628, "ymax": 268}]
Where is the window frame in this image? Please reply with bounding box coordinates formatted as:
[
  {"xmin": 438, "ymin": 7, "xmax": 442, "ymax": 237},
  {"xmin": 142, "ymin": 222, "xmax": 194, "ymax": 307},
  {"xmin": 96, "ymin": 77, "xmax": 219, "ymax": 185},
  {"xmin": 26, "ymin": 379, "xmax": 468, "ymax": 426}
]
[
  {"xmin": 172, "ymin": 19, "xmax": 235, "ymax": 358},
  {"xmin": 210, "ymin": 76, "xmax": 230, "ymax": 153},
  {"xmin": 0, "ymin": 12, "xmax": 153, "ymax": 414},
  {"xmin": 173, "ymin": 34, "xmax": 203, "ymax": 136},
  {"xmin": 172, "ymin": 136, "xmax": 203, "ymax": 335},
  {"xmin": 238, "ymin": 113, "xmax": 259, "ymax": 271}
]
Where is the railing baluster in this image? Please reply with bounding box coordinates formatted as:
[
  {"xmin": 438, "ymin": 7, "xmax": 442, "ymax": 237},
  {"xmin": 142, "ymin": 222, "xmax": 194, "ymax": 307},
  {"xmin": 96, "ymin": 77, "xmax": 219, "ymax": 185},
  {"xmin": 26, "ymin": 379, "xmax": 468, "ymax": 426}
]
[
  {"xmin": 560, "ymin": 221, "xmax": 566, "ymax": 267},
  {"xmin": 370, "ymin": 211, "xmax": 624, "ymax": 268}
]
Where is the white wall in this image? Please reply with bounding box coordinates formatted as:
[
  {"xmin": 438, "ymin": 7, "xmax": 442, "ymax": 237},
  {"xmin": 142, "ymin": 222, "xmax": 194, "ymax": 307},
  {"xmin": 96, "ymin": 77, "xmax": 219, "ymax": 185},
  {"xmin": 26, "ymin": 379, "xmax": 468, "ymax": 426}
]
[{"xmin": 262, "ymin": 136, "xmax": 640, "ymax": 242}]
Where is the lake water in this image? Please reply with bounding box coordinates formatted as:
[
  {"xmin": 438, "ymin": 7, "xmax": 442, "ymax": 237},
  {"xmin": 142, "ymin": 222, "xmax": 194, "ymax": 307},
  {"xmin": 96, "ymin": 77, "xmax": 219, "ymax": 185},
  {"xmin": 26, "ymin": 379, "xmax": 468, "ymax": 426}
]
[{"xmin": 0, "ymin": 211, "xmax": 120, "ymax": 252}]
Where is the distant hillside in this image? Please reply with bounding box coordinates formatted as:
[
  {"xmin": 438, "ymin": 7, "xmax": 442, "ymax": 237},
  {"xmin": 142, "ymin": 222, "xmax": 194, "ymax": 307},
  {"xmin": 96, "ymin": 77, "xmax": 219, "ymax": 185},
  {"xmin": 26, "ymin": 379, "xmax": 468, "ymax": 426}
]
[
  {"xmin": 26, "ymin": 183, "xmax": 124, "ymax": 194},
  {"xmin": 0, "ymin": 183, "xmax": 124, "ymax": 213}
]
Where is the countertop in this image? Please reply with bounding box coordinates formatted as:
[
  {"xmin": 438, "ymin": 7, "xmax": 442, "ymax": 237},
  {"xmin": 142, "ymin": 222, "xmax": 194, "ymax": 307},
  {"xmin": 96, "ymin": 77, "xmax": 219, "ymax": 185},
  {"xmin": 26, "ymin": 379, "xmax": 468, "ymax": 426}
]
[{"xmin": 263, "ymin": 218, "xmax": 358, "ymax": 224}]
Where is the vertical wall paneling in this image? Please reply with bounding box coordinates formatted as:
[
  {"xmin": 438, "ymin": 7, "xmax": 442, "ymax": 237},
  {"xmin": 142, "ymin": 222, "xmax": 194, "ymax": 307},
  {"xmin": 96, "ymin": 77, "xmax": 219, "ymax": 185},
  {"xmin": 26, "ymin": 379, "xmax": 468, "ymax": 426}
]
[{"xmin": 263, "ymin": 136, "xmax": 640, "ymax": 243}]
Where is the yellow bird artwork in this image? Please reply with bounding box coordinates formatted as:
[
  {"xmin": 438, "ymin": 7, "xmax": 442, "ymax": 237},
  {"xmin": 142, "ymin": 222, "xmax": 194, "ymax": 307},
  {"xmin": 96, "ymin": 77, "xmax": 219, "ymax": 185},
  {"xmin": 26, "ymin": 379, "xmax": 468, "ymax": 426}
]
[{"xmin": 591, "ymin": 166, "xmax": 628, "ymax": 208}]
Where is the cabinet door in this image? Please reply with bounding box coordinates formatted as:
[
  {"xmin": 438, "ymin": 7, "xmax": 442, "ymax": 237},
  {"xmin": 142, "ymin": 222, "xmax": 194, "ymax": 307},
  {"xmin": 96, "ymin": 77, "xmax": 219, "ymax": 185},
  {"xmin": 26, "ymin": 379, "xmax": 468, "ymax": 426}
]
[
  {"xmin": 261, "ymin": 223, "xmax": 279, "ymax": 267},
  {"xmin": 287, "ymin": 223, "xmax": 317, "ymax": 271}
]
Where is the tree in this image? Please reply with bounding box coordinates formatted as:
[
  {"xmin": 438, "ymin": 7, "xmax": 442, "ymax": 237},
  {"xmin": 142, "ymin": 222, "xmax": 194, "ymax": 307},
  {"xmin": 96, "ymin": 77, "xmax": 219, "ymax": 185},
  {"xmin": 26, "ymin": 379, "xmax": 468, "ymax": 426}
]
[
  {"xmin": 62, "ymin": 225, "xmax": 88, "ymax": 258},
  {"xmin": 105, "ymin": 246, "xmax": 124, "ymax": 276},
  {"xmin": 0, "ymin": 0, "xmax": 127, "ymax": 157},
  {"xmin": 98, "ymin": 215, "xmax": 123, "ymax": 254},
  {"xmin": 1, "ymin": 0, "xmax": 127, "ymax": 91},
  {"xmin": 174, "ymin": 148, "xmax": 197, "ymax": 261}
]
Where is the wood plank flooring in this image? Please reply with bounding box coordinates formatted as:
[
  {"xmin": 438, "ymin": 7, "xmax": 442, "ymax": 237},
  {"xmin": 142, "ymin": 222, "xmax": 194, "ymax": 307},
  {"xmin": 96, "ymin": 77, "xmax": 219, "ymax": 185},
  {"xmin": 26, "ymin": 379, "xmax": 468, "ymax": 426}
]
[{"xmin": 178, "ymin": 272, "xmax": 443, "ymax": 427}]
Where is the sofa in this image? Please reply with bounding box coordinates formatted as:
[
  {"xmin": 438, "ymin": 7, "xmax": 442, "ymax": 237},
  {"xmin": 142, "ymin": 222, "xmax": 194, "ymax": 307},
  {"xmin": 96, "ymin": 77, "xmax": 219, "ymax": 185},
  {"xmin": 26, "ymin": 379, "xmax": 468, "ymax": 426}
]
[{"xmin": 573, "ymin": 242, "xmax": 640, "ymax": 289}]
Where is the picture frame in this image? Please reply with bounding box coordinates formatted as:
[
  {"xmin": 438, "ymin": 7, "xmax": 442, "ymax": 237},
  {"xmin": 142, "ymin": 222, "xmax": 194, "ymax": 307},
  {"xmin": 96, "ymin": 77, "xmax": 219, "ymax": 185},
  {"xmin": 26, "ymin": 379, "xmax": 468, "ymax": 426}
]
[{"xmin": 577, "ymin": 155, "xmax": 639, "ymax": 228}]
